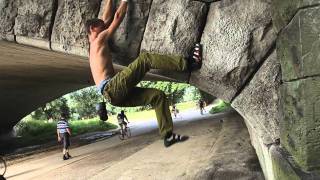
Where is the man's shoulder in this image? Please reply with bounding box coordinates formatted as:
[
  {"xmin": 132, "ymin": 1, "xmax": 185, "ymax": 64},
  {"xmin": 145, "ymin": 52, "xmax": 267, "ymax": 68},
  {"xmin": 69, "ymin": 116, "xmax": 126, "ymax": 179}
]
[{"xmin": 57, "ymin": 120, "xmax": 68, "ymax": 125}]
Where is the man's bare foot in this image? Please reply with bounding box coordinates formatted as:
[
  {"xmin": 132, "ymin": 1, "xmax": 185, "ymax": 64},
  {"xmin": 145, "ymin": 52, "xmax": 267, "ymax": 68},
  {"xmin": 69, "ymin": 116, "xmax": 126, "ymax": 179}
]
[
  {"xmin": 187, "ymin": 43, "xmax": 203, "ymax": 71},
  {"xmin": 164, "ymin": 132, "xmax": 189, "ymax": 147}
]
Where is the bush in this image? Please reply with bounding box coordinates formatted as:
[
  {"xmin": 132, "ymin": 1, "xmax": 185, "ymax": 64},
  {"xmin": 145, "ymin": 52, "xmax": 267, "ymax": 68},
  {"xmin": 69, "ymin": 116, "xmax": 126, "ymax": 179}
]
[
  {"xmin": 69, "ymin": 118, "xmax": 117, "ymax": 135},
  {"xmin": 16, "ymin": 119, "xmax": 117, "ymax": 140},
  {"xmin": 209, "ymin": 100, "xmax": 231, "ymax": 114}
]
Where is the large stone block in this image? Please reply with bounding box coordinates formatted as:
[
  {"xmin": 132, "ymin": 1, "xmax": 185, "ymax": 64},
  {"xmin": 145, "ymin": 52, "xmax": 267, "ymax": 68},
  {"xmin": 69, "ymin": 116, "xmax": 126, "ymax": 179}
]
[
  {"xmin": 232, "ymin": 50, "xmax": 281, "ymax": 145},
  {"xmin": 99, "ymin": 0, "xmax": 152, "ymax": 65},
  {"xmin": 51, "ymin": 0, "xmax": 101, "ymax": 56},
  {"xmin": 0, "ymin": 0, "xmax": 17, "ymax": 41},
  {"xmin": 270, "ymin": 146, "xmax": 300, "ymax": 180},
  {"xmin": 140, "ymin": 0, "xmax": 207, "ymax": 57},
  {"xmin": 271, "ymin": 0, "xmax": 320, "ymax": 32},
  {"xmin": 190, "ymin": 0, "xmax": 276, "ymax": 102},
  {"xmin": 280, "ymin": 76, "xmax": 320, "ymax": 172},
  {"xmin": 139, "ymin": 0, "xmax": 206, "ymax": 82},
  {"xmin": 14, "ymin": 0, "xmax": 56, "ymax": 49},
  {"xmin": 278, "ymin": 6, "xmax": 320, "ymax": 82}
]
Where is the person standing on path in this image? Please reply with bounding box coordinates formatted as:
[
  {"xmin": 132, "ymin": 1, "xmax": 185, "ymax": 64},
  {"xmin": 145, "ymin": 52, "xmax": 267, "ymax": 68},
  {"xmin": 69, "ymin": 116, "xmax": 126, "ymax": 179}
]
[
  {"xmin": 87, "ymin": 0, "xmax": 202, "ymax": 147},
  {"xmin": 57, "ymin": 113, "xmax": 72, "ymax": 160},
  {"xmin": 198, "ymin": 99, "xmax": 206, "ymax": 115}
]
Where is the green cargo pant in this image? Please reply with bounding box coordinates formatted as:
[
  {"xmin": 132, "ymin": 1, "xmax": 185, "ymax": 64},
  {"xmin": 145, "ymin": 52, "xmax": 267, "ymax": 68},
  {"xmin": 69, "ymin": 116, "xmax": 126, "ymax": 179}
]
[{"xmin": 103, "ymin": 52, "xmax": 188, "ymax": 138}]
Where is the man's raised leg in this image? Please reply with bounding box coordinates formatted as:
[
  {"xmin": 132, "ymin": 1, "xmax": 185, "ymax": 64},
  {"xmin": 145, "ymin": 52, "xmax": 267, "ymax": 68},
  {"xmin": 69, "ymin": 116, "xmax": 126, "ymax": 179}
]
[{"xmin": 105, "ymin": 53, "xmax": 188, "ymax": 103}]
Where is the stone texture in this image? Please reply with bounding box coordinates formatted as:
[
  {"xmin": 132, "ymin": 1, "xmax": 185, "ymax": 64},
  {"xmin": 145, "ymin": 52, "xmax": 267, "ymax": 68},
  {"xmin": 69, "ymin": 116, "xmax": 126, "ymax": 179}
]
[
  {"xmin": 271, "ymin": 0, "xmax": 320, "ymax": 32},
  {"xmin": 139, "ymin": 0, "xmax": 206, "ymax": 82},
  {"xmin": 232, "ymin": 50, "xmax": 281, "ymax": 145},
  {"xmin": 277, "ymin": 6, "xmax": 320, "ymax": 82},
  {"xmin": 234, "ymin": 105, "xmax": 275, "ymax": 180},
  {"xmin": 280, "ymin": 76, "xmax": 320, "ymax": 172},
  {"xmin": 270, "ymin": 146, "xmax": 300, "ymax": 180},
  {"xmin": 99, "ymin": 0, "xmax": 152, "ymax": 65},
  {"xmin": 14, "ymin": 0, "xmax": 56, "ymax": 49},
  {"xmin": 51, "ymin": 0, "xmax": 101, "ymax": 56},
  {"xmin": 0, "ymin": 0, "xmax": 17, "ymax": 41},
  {"xmin": 190, "ymin": 0, "xmax": 277, "ymax": 102},
  {"xmin": 140, "ymin": 0, "xmax": 207, "ymax": 57}
]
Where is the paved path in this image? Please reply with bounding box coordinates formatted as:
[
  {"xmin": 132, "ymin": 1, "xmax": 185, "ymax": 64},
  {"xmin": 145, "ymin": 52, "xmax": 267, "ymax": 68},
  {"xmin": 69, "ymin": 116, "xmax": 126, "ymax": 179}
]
[{"xmin": 5, "ymin": 110, "xmax": 264, "ymax": 180}]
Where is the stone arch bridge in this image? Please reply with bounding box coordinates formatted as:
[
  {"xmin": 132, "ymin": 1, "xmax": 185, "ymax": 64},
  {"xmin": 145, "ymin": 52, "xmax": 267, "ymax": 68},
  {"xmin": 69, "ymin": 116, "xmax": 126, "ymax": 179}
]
[{"xmin": 0, "ymin": 0, "xmax": 319, "ymax": 179}]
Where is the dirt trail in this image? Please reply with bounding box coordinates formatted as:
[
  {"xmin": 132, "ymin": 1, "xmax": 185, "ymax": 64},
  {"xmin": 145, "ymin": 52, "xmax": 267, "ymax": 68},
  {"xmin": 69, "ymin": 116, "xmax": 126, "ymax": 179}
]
[{"xmin": 5, "ymin": 112, "xmax": 264, "ymax": 180}]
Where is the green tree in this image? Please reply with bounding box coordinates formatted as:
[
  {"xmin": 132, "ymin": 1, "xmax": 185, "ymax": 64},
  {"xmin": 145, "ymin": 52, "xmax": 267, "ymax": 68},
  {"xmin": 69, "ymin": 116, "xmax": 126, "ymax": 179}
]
[
  {"xmin": 69, "ymin": 87, "xmax": 102, "ymax": 119},
  {"xmin": 31, "ymin": 97, "xmax": 70, "ymax": 120},
  {"xmin": 138, "ymin": 81, "xmax": 190, "ymax": 104}
]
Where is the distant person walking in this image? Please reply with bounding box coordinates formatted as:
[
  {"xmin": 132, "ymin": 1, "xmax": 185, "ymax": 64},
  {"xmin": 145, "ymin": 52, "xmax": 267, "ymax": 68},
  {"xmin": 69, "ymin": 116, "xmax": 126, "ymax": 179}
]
[
  {"xmin": 171, "ymin": 104, "xmax": 180, "ymax": 118},
  {"xmin": 57, "ymin": 113, "xmax": 72, "ymax": 160},
  {"xmin": 198, "ymin": 99, "xmax": 206, "ymax": 115}
]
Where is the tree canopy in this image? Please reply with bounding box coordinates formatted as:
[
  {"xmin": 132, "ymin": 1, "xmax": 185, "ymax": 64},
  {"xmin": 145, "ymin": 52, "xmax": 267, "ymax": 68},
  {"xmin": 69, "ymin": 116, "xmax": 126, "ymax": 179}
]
[{"xmin": 29, "ymin": 81, "xmax": 213, "ymax": 120}]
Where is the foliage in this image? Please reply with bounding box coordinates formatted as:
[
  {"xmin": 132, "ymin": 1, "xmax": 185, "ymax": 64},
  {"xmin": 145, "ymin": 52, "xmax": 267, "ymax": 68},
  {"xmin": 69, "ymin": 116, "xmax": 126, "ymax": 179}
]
[
  {"xmin": 138, "ymin": 81, "xmax": 192, "ymax": 104},
  {"xmin": 183, "ymin": 86, "xmax": 201, "ymax": 102},
  {"xmin": 209, "ymin": 100, "xmax": 231, "ymax": 114},
  {"xmin": 70, "ymin": 118, "xmax": 117, "ymax": 135},
  {"xmin": 15, "ymin": 119, "xmax": 117, "ymax": 139},
  {"xmin": 28, "ymin": 81, "xmax": 203, "ymax": 121},
  {"xmin": 31, "ymin": 97, "xmax": 70, "ymax": 120},
  {"xmin": 69, "ymin": 87, "xmax": 102, "ymax": 119}
]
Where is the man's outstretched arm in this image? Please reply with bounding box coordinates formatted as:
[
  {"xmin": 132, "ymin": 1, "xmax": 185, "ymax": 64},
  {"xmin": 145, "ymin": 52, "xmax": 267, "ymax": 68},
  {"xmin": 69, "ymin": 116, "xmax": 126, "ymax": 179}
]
[
  {"xmin": 98, "ymin": 0, "xmax": 128, "ymax": 40},
  {"xmin": 102, "ymin": 0, "xmax": 114, "ymax": 27}
]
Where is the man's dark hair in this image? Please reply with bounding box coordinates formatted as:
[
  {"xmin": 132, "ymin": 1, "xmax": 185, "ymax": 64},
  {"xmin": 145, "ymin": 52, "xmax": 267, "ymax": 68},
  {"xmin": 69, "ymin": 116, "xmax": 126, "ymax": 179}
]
[
  {"xmin": 61, "ymin": 112, "xmax": 68, "ymax": 119},
  {"xmin": 85, "ymin": 18, "xmax": 105, "ymax": 34}
]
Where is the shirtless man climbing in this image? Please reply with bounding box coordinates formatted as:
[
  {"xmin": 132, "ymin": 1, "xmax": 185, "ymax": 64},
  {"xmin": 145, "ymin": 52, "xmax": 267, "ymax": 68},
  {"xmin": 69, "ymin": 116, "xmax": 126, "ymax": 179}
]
[{"xmin": 86, "ymin": 0, "xmax": 202, "ymax": 147}]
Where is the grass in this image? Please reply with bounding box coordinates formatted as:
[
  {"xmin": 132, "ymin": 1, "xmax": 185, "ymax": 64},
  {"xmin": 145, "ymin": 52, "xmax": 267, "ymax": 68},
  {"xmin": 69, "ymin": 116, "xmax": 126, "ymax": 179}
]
[
  {"xmin": 15, "ymin": 119, "xmax": 117, "ymax": 146},
  {"xmin": 209, "ymin": 100, "xmax": 231, "ymax": 114}
]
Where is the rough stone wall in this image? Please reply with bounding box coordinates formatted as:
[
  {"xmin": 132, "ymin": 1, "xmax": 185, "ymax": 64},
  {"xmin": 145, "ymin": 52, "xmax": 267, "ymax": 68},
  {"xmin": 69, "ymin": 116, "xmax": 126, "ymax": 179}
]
[
  {"xmin": 232, "ymin": 51, "xmax": 280, "ymax": 145},
  {"xmin": 99, "ymin": 0, "xmax": 153, "ymax": 65},
  {"xmin": 140, "ymin": 0, "xmax": 207, "ymax": 57},
  {"xmin": 51, "ymin": 0, "xmax": 101, "ymax": 56},
  {"xmin": 1, "ymin": 0, "xmax": 319, "ymax": 179},
  {"xmin": 190, "ymin": 0, "xmax": 277, "ymax": 102},
  {"xmin": 272, "ymin": 0, "xmax": 320, "ymax": 33},
  {"xmin": 0, "ymin": 0, "xmax": 17, "ymax": 41},
  {"xmin": 14, "ymin": 0, "xmax": 56, "ymax": 49},
  {"xmin": 276, "ymin": 0, "xmax": 320, "ymax": 175}
]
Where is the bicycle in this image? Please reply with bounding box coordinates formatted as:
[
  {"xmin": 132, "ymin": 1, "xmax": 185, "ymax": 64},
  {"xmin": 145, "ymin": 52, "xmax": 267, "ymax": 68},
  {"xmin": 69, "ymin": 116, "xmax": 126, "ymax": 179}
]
[
  {"xmin": 0, "ymin": 156, "xmax": 7, "ymax": 180},
  {"xmin": 118, "ymin": 125, "xmax": 131, "ymax": 140}
]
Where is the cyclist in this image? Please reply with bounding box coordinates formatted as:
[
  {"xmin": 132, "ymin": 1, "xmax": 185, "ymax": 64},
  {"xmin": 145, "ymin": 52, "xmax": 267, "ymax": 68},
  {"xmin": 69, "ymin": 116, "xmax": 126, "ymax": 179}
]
[{"xmin": 117, "ymin": 110, "xmax": 129, "ymax": 134}]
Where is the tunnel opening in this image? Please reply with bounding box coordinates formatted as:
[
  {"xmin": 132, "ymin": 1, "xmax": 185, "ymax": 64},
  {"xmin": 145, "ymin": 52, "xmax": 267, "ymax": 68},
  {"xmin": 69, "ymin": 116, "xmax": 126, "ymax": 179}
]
[
  {"xmin": 1, "ymin": 79, "xmax": 264, "ymax": 179},
  {"xmin": 0, "ymin": 42, "xmax": 265, "ymax": 179},
  {"xmin": 2, "ymin": 81, "xmax": 223, "ymax": 153}
]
